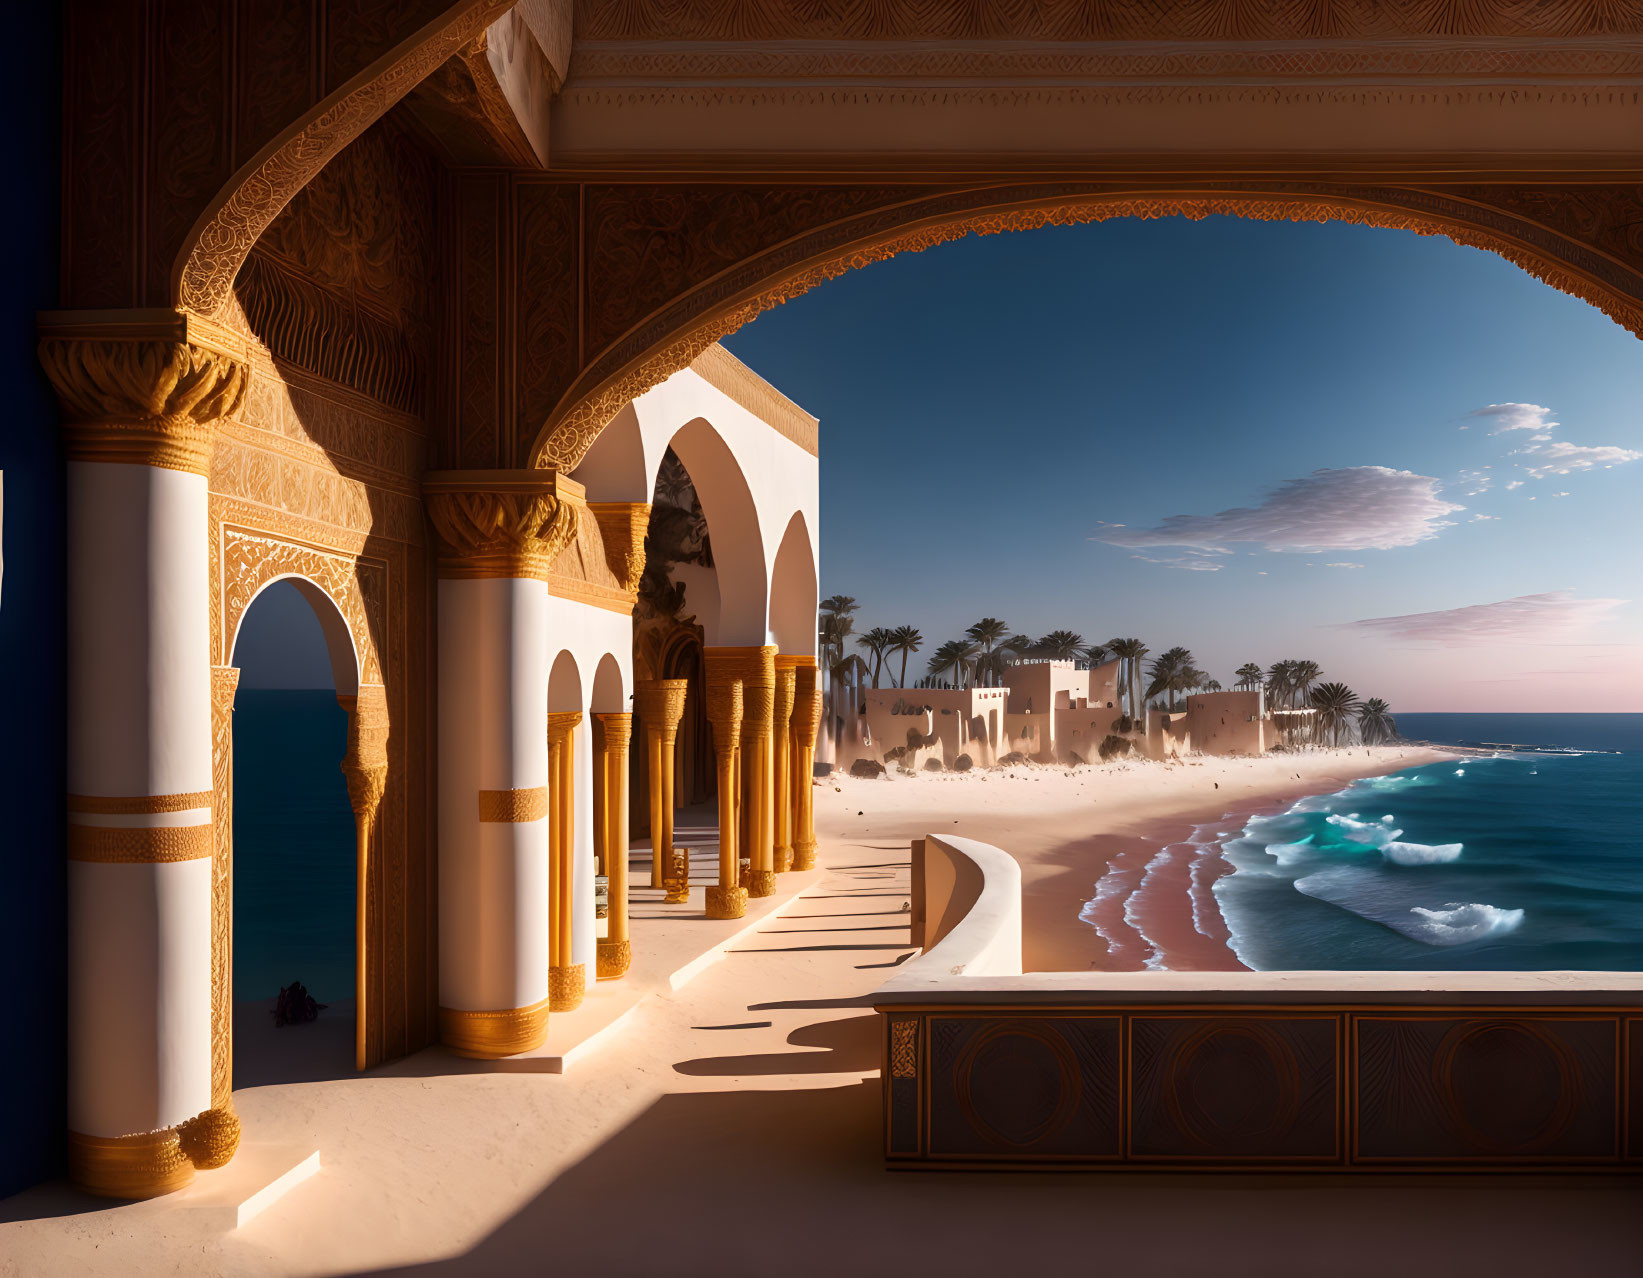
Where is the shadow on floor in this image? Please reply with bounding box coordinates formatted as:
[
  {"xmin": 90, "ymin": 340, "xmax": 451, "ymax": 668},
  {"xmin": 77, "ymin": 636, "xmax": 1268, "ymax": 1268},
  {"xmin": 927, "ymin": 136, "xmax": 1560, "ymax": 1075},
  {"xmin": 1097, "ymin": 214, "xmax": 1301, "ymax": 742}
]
[
  {"xmin": 351, "ymin": 1077, "xmax": 1643, "ymax": 1278},
  {"xmin": 671, "ymin": 1013, "xmax": 879, "ymax": 1076}
]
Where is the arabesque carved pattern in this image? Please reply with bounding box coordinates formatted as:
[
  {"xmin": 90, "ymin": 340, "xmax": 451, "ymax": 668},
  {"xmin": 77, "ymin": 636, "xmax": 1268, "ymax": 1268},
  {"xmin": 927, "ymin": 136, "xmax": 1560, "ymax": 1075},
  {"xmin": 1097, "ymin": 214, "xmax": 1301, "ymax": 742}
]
[
  {"xmin": 175, "ymin": 0, "xmax": 510, "ymax": 318},
  {"xmin": 220, "ymin": 528, "xmax": 386, "ymax": 685},
  {"xmin": 209, "ymin": 666, "xmax": 239, "ymax": 1111}
]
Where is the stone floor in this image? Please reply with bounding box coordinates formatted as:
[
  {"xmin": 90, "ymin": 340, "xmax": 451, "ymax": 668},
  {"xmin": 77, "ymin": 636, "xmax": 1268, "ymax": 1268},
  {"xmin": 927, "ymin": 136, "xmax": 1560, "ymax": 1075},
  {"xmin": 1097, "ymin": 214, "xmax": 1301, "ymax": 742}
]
[{"xmin": 2, "ymin": 800, "xmax": 1640, "ymax": 1276}]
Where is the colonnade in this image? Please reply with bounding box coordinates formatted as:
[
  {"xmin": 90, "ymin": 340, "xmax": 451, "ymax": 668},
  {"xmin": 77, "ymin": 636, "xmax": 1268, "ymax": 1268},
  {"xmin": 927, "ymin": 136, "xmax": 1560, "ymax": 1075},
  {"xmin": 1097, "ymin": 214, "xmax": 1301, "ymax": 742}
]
[{"xmin": 37, "ymin": 338, "xmax": 819, "ymax": 1197}]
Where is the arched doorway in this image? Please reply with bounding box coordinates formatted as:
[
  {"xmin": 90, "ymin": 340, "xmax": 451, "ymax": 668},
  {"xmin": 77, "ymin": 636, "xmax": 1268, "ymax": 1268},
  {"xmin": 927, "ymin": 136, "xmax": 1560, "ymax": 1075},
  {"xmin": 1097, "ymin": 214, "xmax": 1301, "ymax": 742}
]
[
  {"xmin": 769, "ymin": 511, "xmax": 818, "ymax": 660},
  {"xmin": 229, "ymin": 578, "xmax": 361, "ymax": 1087}
]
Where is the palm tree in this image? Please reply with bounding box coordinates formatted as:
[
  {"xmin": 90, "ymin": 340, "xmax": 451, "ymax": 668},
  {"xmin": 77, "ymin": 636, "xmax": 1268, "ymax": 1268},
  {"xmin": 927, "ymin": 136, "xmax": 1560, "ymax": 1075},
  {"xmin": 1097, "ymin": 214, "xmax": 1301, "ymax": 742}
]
[
  {"xmin": 965, "ymin": 617, "xmax": 1010, "ymax": 686},
  {"xmin": 1234, "ymin": 663, "xmax": 1265, "ymax": 691},
  {"xmin": 1037, "ymin": 630, "xmax": 1085, "ymax": 661},
  {"xmin": 856, "ymin": 627, "xmax": 892, "ymax": 688},
  {"xmin": 888, "ymin": 625, "xmax": 923, "ymax": 688},
  {"xmin": 1002, "ymin": 633, "xmax": 1038, "ymax": 664},
  {"xmin": 928, "ymin": 638, "xmax": 978, "ymax": 689},
  {"xmin": 1289, "ymin": 660, "xmax": 1323, "ymax": 709},
  {"xmin": 1084, "ymin": 643, "xmax": 1110, "ymax": 668},
  {"xmin": 1309, "ymin": 681, "xmax": 1361, "ymax": 747},
  {"xmin": 1107, "ymin": 638, "xmax": 1149, "ymax": 726},
  {"xmin": 818, "ymin": 596, "xmax": 857, "ymax": 672},
  {"xmin": 1145, "ymin": 646, "xmax": 1195, "ymax": 712},
  {"xmin": 1266, "ymin": 660, "xmax": 1294, "ymax": 708},
  {"xmin": 1202, "ymin": 678, "xmax": 1223, "ymax": 693},
  {"xmin": 1357, "ymin": 697, "xmax": 1397, "ymax": 745}
]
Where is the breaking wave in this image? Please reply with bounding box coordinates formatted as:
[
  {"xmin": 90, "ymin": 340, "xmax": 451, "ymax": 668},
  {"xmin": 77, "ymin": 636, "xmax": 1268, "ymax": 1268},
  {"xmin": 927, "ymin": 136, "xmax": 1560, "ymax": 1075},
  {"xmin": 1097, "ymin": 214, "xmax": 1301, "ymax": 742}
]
[{"xmin": 1294, "ymin": 867, "xmax": 1523, "ymax": 946}]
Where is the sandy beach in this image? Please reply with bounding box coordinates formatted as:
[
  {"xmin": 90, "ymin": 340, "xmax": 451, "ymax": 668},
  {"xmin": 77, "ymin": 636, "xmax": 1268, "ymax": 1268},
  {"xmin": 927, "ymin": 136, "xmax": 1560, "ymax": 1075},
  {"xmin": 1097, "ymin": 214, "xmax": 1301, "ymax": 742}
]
[{"xmin": 814, "ymin": 745, "xmax": 1454, "ymax": 974}]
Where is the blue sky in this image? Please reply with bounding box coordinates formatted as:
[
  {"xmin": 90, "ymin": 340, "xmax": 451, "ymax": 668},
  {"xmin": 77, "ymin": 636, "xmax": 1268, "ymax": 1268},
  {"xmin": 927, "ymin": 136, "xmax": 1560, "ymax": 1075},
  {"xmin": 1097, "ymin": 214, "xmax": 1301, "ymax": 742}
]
[{"xmin": 721, "ymin": 216, "xmax": 1642, "ymax": 712}]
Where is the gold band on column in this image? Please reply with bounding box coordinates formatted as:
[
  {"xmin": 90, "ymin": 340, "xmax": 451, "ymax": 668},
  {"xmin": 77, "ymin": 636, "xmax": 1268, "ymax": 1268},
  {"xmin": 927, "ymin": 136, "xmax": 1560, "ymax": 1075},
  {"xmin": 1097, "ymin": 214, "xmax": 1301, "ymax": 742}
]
[
  {"xmin": 702, "ymin": 664, "xmax": 745, "ymax": 920},
  {"xmin": 68, "ymin": 1128, "xmax": 195, "ymax": 1200},
  {"xmin": 548, "ymin": 711, "xmax": 584, "ymax": 1010},
  {"xmin": 478, "ymin": 787, "xmax": 548, "ymax": 822},
  {"xmin": 438, "ymin": 998, "xmax": 550, "ymax": 1059}
]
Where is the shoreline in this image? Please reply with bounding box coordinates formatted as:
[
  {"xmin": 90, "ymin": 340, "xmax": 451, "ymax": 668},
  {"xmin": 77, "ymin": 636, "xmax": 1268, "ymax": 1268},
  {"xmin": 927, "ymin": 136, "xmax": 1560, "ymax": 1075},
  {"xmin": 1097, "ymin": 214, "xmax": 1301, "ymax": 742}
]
[{"xmin": 813, "ymin": 744, "xmax": 1456, "ymax": 974}]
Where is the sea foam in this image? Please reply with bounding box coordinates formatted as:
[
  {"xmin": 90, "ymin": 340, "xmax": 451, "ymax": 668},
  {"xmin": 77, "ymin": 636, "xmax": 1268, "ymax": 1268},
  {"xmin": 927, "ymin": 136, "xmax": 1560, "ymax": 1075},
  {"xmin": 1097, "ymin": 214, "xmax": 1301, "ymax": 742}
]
[
  {"xmin": 1380, "ymin": 840, "xmax": 1464, "ymax": 866},
  {"xmin": 1294, "ymin": 866, "xmax": 1522, "ymax": 947}
]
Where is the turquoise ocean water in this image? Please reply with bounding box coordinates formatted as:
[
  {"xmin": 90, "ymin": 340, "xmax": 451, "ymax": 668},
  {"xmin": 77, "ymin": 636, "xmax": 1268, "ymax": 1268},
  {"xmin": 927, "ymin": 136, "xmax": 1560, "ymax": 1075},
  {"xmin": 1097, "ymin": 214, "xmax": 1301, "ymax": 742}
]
[
  {"xmin": 1214, "ymin": 713, "xmax": 1643, "ymax": 971},
  {"xmin": 233, "ymin": 689, "xmax": 356, "ymax": 1002}
]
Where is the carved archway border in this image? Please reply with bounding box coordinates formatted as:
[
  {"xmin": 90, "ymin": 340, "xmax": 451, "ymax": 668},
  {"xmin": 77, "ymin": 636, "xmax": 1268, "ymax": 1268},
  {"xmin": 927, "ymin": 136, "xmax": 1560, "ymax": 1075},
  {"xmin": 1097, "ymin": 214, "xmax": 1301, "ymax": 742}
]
[
  {"xmin": 531, "ymin": 183, "xmax": 1643, "ymax": 471},
  {"xmin": 172, "ymin": 0, "xmax": 512, "ymax": 319},
  {"xmin": 217, "ymin": 524, "xmax": 388, "ymax": 687}
]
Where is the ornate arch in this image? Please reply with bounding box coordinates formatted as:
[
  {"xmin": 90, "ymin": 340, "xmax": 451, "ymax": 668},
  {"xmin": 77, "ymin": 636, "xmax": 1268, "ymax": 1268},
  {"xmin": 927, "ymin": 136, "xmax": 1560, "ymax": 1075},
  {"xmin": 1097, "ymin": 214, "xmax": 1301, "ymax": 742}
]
[
  {"xmin": 173, "ymin": 0, "xmax": 511, "ymax": 319},
  {"xmin": 530, "ymin": 181, "xmax": 1643, "ymax": 471},
  {"xmin": 219, "ymin": 526, "xmax": 387, "ymax": 687}
]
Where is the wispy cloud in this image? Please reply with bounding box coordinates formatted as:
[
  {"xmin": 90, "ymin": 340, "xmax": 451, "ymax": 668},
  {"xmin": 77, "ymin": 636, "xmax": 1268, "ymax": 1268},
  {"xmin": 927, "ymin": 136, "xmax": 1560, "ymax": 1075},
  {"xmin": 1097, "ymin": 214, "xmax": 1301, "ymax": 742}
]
[
  {"xmin": 1096, "ymin": 467, "xmax": 1462, "ymax": 555},
  {"xmin": 1128, "ymin": 553, "xmax": 1224, "ymax": 572},
  {"xmin": 1324, "ymin": 562, "xmax": 1364, "ymax": 569},
  {"xmin": 1517, "ymin": 439, "xmax": 1642, "ymax": 479},
  {"xmin": 1464, "ymin": 403, "xmax": 1557, "ymax": 434},
  {"xmin": 1335, "ymin": 591, "xmax": 1628, "ymax": 646}
]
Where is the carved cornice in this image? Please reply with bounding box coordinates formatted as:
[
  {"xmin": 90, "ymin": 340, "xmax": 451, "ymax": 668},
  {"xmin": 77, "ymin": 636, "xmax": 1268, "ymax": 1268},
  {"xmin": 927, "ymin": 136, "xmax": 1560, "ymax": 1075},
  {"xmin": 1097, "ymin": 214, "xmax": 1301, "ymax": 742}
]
[
  {"xmin": 424, "ymin": 469, "xmax": 583, "ymax": 579},
  {"xmin": 689, "ymin": 345, "xmax": 818, "ymax": 457},
  {"xmin": 573, "ymin": 0, "xmax": 1643, "ymax": 42},
  {"xmin": 38, "ymin": 312, "xmax": 251, "ymax": 475},
  {"xmin": 587, "ymin": 501, "xmax": 651, "ymax": 592}
]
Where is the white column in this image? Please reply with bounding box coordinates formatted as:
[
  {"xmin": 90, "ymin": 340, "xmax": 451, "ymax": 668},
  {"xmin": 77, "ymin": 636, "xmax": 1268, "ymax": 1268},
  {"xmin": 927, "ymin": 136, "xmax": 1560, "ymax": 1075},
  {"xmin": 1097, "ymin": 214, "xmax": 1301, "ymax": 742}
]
[
  {"xmin": 40, "ymin": 325, "xmax": 249, "ymax": 1198},
  {"xmin": 426, "ymin": 470, "xmax": 584, "ymax": 1058},
  {"xmin": 436, "ymin": 578, "xmax": 552, "ymax": 1053}
]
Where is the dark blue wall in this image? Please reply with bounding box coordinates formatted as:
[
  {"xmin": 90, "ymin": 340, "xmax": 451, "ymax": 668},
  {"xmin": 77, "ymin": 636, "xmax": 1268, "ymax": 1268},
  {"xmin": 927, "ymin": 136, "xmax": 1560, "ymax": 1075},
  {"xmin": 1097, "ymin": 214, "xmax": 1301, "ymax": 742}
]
[{"xmin": 0, "ymin": 5, "xmax": 66, "ymax": 1198}]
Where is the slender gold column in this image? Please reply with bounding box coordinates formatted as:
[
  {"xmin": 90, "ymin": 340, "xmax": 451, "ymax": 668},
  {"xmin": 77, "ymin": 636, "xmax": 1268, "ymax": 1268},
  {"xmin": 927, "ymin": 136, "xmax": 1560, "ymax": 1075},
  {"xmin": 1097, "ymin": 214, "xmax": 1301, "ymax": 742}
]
[
  {"xmin": 204, "ymin": 665, "xmax": 241, "ymax": 1171},
  {"xmin": 634, "ymin": 679, "xmax": 689, "ymax": 902},
  {"xmin": 701, "ymin": 667, "xmax": 746, "ymax": 919},
  {"xmin": 791, "ymin": 660, "xmax": 823, "ymax": 871},
  {"xmin": 710, "ymin": 645, "xmax": 778, "ymax": 897},
  {"xmin": 594, "ymin": 713, "xmax": 633, "ymax": 979},
  {"xmin": 339, "ymin": 687, "xmax": 390, "ymax": 1072},
  {"xmin": 771, "ymin": 658, "xmax": 801, "ymax": 873},
  {"xmin": 547, "ymin": 711, "xmax": 585, "ymax": 1010}
]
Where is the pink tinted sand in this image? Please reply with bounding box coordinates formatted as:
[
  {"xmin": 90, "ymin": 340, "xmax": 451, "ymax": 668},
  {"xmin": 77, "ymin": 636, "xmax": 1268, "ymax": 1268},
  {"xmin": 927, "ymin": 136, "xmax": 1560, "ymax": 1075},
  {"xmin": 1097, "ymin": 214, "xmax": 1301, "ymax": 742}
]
[{"xmin": 815, "ymin": 745, "xmax": 1452, "ymax": 973}]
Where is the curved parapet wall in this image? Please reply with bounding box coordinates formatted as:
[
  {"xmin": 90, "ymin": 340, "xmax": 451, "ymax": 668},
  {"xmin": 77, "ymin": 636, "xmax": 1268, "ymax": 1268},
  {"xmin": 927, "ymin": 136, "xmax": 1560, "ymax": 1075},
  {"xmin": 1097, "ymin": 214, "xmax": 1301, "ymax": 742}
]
[{"xmin": 877, "ymin": 833, "xmax": 1643, "ymax": 1171}]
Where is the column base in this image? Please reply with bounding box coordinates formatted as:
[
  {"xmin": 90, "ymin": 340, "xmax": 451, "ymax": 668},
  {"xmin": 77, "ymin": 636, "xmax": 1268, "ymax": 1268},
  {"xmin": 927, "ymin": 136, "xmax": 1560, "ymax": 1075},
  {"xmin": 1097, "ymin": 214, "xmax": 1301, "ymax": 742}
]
[
  {"xmin": 747, "ymin": 870, "xmax": 778, "ymax": 898},
  {"xmin": 68, "ymin": 1127, "xmax": 195, "ymax": 1200},
  {"xmin": 179, "ymin": 1103, "xmax": 241, "ymax": 1170},
  {"xmin": 596, "ymin": 939, "xmax": 632, "ymax": 980},
  {"xmin": 663, "ymin": 849, "xmax": 692, "ymax": 904},
  {"xmin": 773, "ymin": 842, "xmax": 793, "ymax": 873},
  {"xmin": 549, "ymin": 963, "xmax": 586, "ymax": 1011},
  {"xmin": 791, "ymin": 839, "xmax": 818, "ymax": 871},
  {"xmin": 438, "ymin": 998, "xmax": 550, "ymax": 1058},
  {"xmin": 706, "ymin": 884, "xmax": 748, "ymax": 919}
]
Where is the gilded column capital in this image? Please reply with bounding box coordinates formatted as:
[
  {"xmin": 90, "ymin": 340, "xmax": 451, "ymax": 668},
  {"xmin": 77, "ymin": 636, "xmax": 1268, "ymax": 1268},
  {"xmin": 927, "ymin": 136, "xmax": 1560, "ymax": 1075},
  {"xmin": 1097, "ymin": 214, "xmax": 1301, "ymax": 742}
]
[
  {"xmin": 633, "ymin": 678, "xmax": 689, "ymax": 741},
  {"xmin": 593, "ymin": 711, "xmax": 633, "ymax": 754},
  {"xmin": 424, "ymin": 470, "xmax": 584, "ymax": 581},
  {"xmin": 773, "ymin": 662, "xmax": 797, "ymax": 734},
  {"xmin": 792, "ymin": 666, "xmax": 823, "ymax": 748},
  {"xmin": 706, "ymin": 645, "xmax": 776, "ymax": 729},
  {"xmin": 338, "ymin": 686, "xmax": 391, "ymax": 821},
  {"xmin": 547, "ymin": 709, "xmax": 584, "ymax": 747},
  {"xmin": 588, "ymin": 502, "xmax": 651, "ymax": 594},
  {"xmin": 37, "ymin": 311, "xmax": 250, "ymax": 476}
]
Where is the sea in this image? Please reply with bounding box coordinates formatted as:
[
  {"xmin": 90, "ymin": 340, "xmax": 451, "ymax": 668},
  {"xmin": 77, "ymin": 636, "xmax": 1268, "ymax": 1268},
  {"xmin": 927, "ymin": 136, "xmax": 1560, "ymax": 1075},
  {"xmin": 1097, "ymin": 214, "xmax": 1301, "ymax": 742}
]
[
  {"xmin": 233, "ymin": 689, "xmax": 356, "ymax": 1003},
  {"xmin": 1211, "ymin": 713, "xmax": 1643, "ymax": 971}
]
